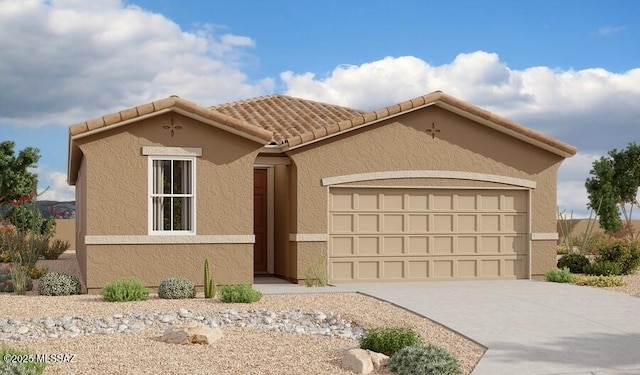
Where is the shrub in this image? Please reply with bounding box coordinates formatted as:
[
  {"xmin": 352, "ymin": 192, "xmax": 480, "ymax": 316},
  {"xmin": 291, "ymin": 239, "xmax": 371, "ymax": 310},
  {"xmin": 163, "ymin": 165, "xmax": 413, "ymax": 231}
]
[
  {"xmin": 572, "ymin": 275, "xmax": 624, "ymax": 287},
  {"xmin": 595, "ymin": 240, "xmax": 640, "ymax": 275},
  {"xmin": 158, "ymin": 277, "xmax": 196, "ymax": 299},
  {"xmin": 557, "ymin": 253, "xmax": 590, "ymax": 274},
  {"xmin": 218, "ymin": 283, "xmax": 262, "ymax": 303},
  {"xmin": 584, "ymin": 261, "xmax": 622, "ymax": 276},
  {"xmin": 203, "ymin": 259, "xmax": 215, "ymax": 299},
  {"xmin": 0, "ymin": 264, "xmax": 33, "ymax": 293},
  {"xmin": 544, "ymin": 267, "xmax": 574, "ymax": 283},
  {"xmin": 389, "ymin": 344, "xmax": 462, "ymax": 375},
  {"xmin": 21, "ymin": 265, "xmax": 47, "ymax": 280},
  {"xmin": 102, "ymin": 278, "xmax": 150, "ymax": 302},
  {"xmin": 37, "ymin": 271, "xmax": 81, "ymax": 296},
  {"xmin": 0, "ymin": 342, "xmax": 47, "ymax": 375},
  {"xmin": 40, "ymin": 239, "xmax": 70, "ymax": 260},
  {"xmin": 359, "ymin": 327, "xmax": 423, "ymax": 356}
]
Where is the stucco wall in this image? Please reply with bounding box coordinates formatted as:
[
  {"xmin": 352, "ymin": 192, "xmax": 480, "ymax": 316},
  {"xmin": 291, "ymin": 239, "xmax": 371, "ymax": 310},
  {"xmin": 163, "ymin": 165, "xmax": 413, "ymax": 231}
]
[
  {"xmin": 52, "ymin": 219, "xmax": 75, "ymax": 249},
  {"xmin": 273, "ymin": 164, "xmax": 290, "ymax": 278},
  {"xmin": 84, "ymin": 243, "xmax": 252, "ymax": 292},
  {"xmin": 75, "ymin": 112, "xmax": 263, "ymax": 290},
  {"xmin": 287, "ymin": 106, "xmax": 565, "ymax": 279}
]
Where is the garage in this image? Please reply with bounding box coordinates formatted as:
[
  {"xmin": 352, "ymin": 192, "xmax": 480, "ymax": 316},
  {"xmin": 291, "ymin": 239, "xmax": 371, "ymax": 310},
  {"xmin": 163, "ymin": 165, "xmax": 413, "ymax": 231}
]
[{"xmin": 329, "ymin": 187, "xmax": 529, "ymax": 281}]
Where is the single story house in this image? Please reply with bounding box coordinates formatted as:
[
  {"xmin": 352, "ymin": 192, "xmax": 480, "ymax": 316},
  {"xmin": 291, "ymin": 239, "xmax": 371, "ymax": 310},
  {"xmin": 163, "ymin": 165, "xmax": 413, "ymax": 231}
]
[{"xmin": 67, "ymin": 91, "xmax": 577, "ymax": 292}]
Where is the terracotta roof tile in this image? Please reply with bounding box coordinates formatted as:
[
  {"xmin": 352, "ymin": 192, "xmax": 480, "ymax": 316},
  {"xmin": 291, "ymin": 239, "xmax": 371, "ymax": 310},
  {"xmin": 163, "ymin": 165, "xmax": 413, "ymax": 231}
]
[{"xmin": 211, "ymin": 94, "xmax": 365, "ymax": 144}]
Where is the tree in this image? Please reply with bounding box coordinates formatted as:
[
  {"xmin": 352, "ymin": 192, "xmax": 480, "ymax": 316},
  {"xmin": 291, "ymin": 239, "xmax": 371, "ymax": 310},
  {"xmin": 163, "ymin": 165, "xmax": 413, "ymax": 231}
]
[
  {"xmin": 585, "ymin": 142, "xmax": 640, "ymax": 238},
  {"xmin": 0, "ymin": 141, "xmax": 40, "ymax": 206}
]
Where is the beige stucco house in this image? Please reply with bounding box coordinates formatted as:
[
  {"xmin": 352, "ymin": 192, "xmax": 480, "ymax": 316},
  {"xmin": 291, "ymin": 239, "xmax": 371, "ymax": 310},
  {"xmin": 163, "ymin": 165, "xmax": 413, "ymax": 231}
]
[{"xmin": 67, "ymin": 91, "xmax": 576, "ymax": 292}]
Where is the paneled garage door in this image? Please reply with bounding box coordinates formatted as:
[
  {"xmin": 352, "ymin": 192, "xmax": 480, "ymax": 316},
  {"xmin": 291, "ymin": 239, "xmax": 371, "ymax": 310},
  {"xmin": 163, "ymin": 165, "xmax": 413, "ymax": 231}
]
[{"xmin": 329, "ymin": 188, "xmax": 529, "ymax": 281}]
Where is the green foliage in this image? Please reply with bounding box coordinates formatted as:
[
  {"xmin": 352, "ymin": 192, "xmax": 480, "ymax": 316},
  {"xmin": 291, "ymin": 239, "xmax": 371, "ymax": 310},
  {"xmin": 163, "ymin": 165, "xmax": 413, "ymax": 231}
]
[
  {"xmin": 572, "ymin": 231, "xmax": 610, "ymax": 255},
  {"xmin": 557, "ymin": 253, "xmax": 590, "ymax": 274},
  {"xmin": 37, "ymin": 271, "xmax": 81, "ymax": 296},
  {"xmin": 585, "ymin": 142, "xmax": 640, "ymax": 237},
  {"xmin": 0, "ymin": 264, "xmax": 33, "ymax": 293},
  {"xmin": 40, "ymin": 239, "xmax": 70, "ymax": 260},
  {"xmin": 544, "ymin": 267, "xmax": 575, "ymax": 283},
  {"xmin": 6, "ymin": 204, "xmax": 55, "ymax": 236},
  {"xmin": 203, "ymin": 259, "xmax": 215, "ymax": 298},
  {"xmin": 10, "ymin": 265, "xmax": 29, "ymax": 295},
  {"xmin": 0, "ymin": 342, "xmax": 46, "ymax": 375},
  {"xmin": 0, "ymin": 231, "xmax": 42, "ymax": 269},
  {"xmin": 572, "ymin": 275, "xmax": 624, "ymax": 287},
  {"xmin": 101, "ymin": 278, "xmax": 150, "ymax": 302},
  {"xmin": 595, "ymin": 239, "xmax": 640, "ymax": 275},
  {"xmin": 389, "ymin": 344, "xmax": 462, "ymax": 375},
  {"xmin": 584, "ymin": 260, "xmax": 622, "ymax": 276},
  {"xmin": 359, "ymin": 327, "xmax": 423, "ymax": 356},
  {"xmin": 0, "ymin": 141, "xmax": 40, "ymax": 206},
  {"xmin": 218, "ymin": 283, "xmax": 262, "ymax": 303},
  {"xmin": 158, "ymin": 277, "xmax": 196, "ymax": 299}
]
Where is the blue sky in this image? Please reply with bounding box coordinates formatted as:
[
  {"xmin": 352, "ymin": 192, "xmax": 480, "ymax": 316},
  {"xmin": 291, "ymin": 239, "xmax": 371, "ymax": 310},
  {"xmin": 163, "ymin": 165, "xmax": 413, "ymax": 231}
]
[{"xmin": 1, "ymin": 0, "xmax": 639, "ymax": 217}]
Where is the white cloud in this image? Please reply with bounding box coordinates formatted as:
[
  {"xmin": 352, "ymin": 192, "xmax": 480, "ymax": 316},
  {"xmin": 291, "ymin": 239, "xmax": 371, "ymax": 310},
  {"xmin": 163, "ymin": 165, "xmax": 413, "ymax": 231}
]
[
  {"xmin": 36, "ymin": 169, "xmax": 75, "ymax": 202},
  {"xmin": 0, "ymin": 0, "xmax": 272, "ymax": 127},
  {"xmin": 597, "ymin": 26, "xmax": 625, "ymax": 36},
  {"xmin": 557, "ymin": 152, "xmax": 602, "ymax": 218}
]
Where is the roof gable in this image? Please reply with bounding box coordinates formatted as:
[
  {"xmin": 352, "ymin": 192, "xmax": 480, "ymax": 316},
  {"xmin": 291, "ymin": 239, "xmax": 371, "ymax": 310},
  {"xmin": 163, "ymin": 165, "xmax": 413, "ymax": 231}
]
[{"xmin": 284, "ymin": 91, "xmax": 577, "ymax": 158}]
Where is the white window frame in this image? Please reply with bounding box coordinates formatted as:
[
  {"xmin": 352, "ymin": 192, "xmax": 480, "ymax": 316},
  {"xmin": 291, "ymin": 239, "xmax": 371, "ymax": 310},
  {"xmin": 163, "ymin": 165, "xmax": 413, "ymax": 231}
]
[{"xmin": 147, "ymin": 156, "xmax": 196, "ymax": 235}]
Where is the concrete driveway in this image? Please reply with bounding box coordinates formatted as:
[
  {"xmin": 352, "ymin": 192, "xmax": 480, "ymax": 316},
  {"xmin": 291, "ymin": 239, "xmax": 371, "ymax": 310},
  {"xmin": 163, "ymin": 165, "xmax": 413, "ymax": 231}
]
[{"xmin": 332, "ymin": 280, "xmax": 640, "ymax": 375}]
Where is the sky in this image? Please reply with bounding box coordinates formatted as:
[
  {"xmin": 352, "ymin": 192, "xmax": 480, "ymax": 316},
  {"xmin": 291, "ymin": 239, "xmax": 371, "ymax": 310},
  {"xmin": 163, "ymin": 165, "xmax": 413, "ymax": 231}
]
[{"xmin": 0, "ymin": 0, "xmax": 639, "ymax": 217}]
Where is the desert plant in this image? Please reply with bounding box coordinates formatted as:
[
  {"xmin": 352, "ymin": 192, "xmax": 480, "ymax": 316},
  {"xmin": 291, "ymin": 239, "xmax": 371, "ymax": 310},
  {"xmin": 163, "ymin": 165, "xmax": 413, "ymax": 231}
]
[
  {"xmin": 218, "ymin": 283, "xmax": 262, "ymax": 303},
  {"xmin": 544, "ymin": 267, "xmax": 575, "ymax": 283},
  {"xmin": 572, "ymin": 231, "xmax": 610, "ymax": 255},
  {"xmin": 572, "ymin": 275, "xmax": 624, "ymax": 287},
  {"xmin": 203, "ymin": 258, "xmax": 216, "ymax": 298},
  {"xmin": 40, "ymin": 239, "xmax": 70, "ymax": 260},
  {"xmin": 557, "ymin": 253, "xmax": 590, "ymax": 274},
  {"xmin": 37, "ymin": 271, "xmax": 81, "ymax": 296},
  {"xmin": 595, "ymin": 239, "xmax": 640, "ymax": 275},
  {"xmin": 0, "ymin": 342, "xmax": 46, "ymax": 375},
  {"xmin": 304, "ymin": 248, "xmax": 328, "ymax": 287},
  {"xmin": 101, "ymin": 278, "xmax": 150, "ymax": 302},
  {"xmin": 10, "ymin": 264, "xmax": 29, "ymax": 295},
  {"xmin": 389, "ymin": 344, "xmax": 462, "ymax": 375},
  {"xmin": 359, "ymin": 327, "xmax": 423, "ymax": 356},
  {"xmin": 0, "ymin": 264, "xmax": 33, "ymax": 293},
  {"xmin": 158, "ymin": 277, "xmax": 196, "ymax": 299},
  {"xmin": 21, "ymin": 265, "xmax": 47, "ymax": 280},
  {"xmin": 584, "ymin": 260, "xmax": 622, "ymax": 276}
]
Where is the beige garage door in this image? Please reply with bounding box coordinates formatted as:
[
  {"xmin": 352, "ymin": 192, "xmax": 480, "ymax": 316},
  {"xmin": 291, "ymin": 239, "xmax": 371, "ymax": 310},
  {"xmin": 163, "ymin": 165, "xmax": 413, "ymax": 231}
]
[{"xmin": 329, "ymin": 188, "xmax": 529, "ymax": 281}]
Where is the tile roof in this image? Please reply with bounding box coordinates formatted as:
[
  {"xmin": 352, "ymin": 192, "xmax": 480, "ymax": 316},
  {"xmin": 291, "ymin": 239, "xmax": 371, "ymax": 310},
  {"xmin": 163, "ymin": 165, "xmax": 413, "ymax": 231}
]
[
  {"xmin": 68, "ymin": 96, "xmax": 273, "ymax": 143},
  {"xmin": 211, "ymin": 94, "xmax": 365, "ymax": 144},
  {"xmin": 283, "ymin": 91, "xmax": 578, "ymax": 157}
]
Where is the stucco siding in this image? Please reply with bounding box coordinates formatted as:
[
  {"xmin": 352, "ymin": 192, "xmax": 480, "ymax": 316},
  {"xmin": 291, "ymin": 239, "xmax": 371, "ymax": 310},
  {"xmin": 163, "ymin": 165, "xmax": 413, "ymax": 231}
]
[
  {"xmin": 273, "ymin": 164, "xmax": 290, "ymax": 278},
  {"xmin": 84, "ymin": 243, "xmax": 252, "ymax": 292}
]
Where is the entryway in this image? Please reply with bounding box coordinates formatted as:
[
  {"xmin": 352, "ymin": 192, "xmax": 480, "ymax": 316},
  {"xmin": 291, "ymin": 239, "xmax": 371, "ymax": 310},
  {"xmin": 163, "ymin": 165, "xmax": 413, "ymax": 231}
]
[{"xmin": 254, "ymin": 169, "xmax": 269, "ymax": 274}]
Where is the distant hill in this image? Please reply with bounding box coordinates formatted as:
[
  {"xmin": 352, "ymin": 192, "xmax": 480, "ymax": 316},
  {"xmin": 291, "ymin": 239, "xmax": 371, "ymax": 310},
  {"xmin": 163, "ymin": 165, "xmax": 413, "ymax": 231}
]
[{"xmin": 0, "ymin": 201, "xmax": 76, "ymax": 219}]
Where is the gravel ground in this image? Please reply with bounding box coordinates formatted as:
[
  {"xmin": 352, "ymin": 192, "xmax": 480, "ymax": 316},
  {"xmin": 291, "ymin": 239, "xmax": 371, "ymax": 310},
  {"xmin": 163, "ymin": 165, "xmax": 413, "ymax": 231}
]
[
  {"xmin": 1, "ymin": 253, "xmax": 485, "ymax": 374},
  {"xmin": 604, "ymin": 269, "xmax": 640, "ymax": 296}
]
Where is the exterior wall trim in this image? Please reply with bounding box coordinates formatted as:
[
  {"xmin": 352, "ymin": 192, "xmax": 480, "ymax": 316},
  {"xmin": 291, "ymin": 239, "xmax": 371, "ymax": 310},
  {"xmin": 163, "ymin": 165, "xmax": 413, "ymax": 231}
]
[
  {"xmin": 531, "ymin": 233, "xmax": 559, "ymax": 241},
  {"xmin": 255, "ymin": 156, "xmax": 291, "ymax": 165},
  {"xmin": 322, "ymin": 170, "xmax": 537, "ymax": 188},
  {"xmin": 85, "ymin": 235, "xmax": 255, "ymax": 245},
  {"xmin": 142, "ymin": 146, "xmax": 202, "ymax": 156},
  {"xmin": 289, "ymin": 233, "xmax": 329, "ymax": 242}
]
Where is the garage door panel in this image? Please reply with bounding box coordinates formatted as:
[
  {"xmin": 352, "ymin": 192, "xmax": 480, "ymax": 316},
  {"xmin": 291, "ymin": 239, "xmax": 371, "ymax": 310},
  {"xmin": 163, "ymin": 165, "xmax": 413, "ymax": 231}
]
[{"xmin": 329, "ymin": 188, "xmax": 529, "ymax": 281}]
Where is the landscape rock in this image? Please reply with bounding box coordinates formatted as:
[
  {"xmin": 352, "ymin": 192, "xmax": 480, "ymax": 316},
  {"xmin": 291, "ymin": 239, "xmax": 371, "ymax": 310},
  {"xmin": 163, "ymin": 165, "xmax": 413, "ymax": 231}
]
[
  {"xmin": 367, "ymin": 350, "xmax": 390, "ymax": 371},
  {"xmin": 159, "ymin": 322, "xmax": 223, "ymax": 345},
  {"xmin": 342, "ymin": 348, "xmax": 374, "ymax": 374}
]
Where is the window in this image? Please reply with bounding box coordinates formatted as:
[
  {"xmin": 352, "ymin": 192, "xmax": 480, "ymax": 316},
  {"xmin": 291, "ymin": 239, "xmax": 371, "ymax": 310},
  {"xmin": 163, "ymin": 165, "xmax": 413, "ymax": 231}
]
[{"xmin": 149, "ymin": 157, "xmax": 195, "ymax": 233}]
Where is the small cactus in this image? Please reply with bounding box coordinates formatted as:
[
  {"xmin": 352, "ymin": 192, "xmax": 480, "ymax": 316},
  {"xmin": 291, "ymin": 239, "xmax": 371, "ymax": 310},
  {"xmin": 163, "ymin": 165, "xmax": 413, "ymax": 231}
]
[{"xmin": 204, "ymin": 259, "xmax": 216, "ymax": 298}]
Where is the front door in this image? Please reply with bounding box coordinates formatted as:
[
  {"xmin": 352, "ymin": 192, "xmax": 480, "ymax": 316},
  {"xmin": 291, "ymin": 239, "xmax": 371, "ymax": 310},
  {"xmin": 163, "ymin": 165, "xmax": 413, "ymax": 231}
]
[{"xmin": 253, "ymin": 169, "xmax": 268, "ymax": 274}]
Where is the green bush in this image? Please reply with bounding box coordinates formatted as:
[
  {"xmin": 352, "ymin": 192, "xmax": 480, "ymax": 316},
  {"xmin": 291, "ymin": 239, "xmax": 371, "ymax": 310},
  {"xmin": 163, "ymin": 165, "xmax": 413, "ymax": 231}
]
[
  {"xmin": 101, "ymin": 278, "xmax": 149, "ymax": 302},
  {"xmin": 158, "ymin": 277, "xmax": 196, "ymax": 299},
  {"xmin": 544, "ymin": 267, "xmax": 574, "ymax": 283},
  {"xmin": 359, "ymin": 327, "xmax": 423, "ymax": 356},
  {"xmin": 218, "ymin": 283, "xmax": 262, "ymax": 303},
  {"xmin": 572, "ymin": 275, "xmax": 624, "ymax": 287},
  {"xmin": 557, "ymin": 253, "xmax": 590, "ymax": 274},
  {"xmin": 595, "ymin": 240, "xmax": 640, "ymax": 275},
  {"xmin": 584, "ymin": 260, "xmax": 622, "ymax": 276},
  {"xmin": 37, "ymin": 271, "xmax": 81, "ymax": 296},
  {"xmin": 389, "ymin": 344, "xmax": 462, "ymax": 375},
  {"xmin": 0, "ymin": 342, "xmax": 46, "ymax": 375}
]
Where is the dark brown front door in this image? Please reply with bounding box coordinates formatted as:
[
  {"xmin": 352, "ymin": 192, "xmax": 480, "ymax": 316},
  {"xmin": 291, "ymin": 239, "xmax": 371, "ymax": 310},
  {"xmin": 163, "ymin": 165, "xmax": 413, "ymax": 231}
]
[{"xmin": 254, "ymin": 169, "xmax": 268, "ymax": 274}]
